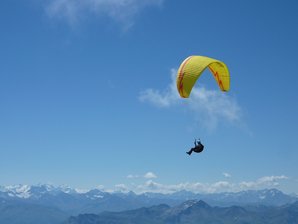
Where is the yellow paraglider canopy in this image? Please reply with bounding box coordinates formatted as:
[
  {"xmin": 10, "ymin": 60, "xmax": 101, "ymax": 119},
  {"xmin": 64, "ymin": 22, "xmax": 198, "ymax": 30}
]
[{"xmin": 176, "ymin": 56, "xmax": 230, "ymax": 98}]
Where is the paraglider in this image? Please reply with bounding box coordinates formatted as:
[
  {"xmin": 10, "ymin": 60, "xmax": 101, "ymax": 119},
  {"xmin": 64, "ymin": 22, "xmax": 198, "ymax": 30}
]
[
  {"xmin": 186, "ymin": 139, "xmax": 204, "ymax": 155},
  {"xmin": 176, "ymin": 55, "xmax": 230, "ymax": 98},
  {"xmin": 176, "ymin": 55, "xmax": 230, "ymax": 155}
]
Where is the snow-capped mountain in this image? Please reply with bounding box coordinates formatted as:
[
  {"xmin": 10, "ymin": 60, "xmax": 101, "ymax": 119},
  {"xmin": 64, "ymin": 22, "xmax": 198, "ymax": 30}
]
[
  {"xmin": 0, "ymin": 184, "xmax": 80, "ymax": 199},
  {"xmin": 2, "ymin": 184, "xmax": 32, "ymax": 198},
  {"xmin": 199, "ymin": 188, "xmax": 297, "ymax": 206},
  {"xmin": 0, "ymin": 184, "xmax": 297, "ymax": 210},
  {"xmin": 0, "ymin": 185, "xmax": 297, "ymax": 224}
]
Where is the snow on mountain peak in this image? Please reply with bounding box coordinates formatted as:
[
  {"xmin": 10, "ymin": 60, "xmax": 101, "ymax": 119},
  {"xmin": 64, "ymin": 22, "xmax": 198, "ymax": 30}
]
[
  {"xmin": 4, "ymin": 184, "xmax": 31, "ymax": 198},
  {"xmin": 0, "ymin": 184, "xmax": 78, "ymax": 199},
  {"xmin": 181, "ymin": 200, "xmax": 198, "ymax": 209}
]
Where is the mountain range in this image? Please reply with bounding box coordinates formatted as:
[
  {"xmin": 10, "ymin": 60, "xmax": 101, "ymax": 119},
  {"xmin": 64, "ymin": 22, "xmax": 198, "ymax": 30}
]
[
  {"xmin": 0, "ymin": 184, "xmax": 297, "ymax": 224},
  {"xmin": 67, "ymin": 200, "xmax": 298, "ymax": 224}
]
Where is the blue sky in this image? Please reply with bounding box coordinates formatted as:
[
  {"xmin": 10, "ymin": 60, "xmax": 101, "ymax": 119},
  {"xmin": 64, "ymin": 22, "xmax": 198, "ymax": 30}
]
[{"xmin": 0, "ymin": 0, "xmax": 297, "ymax": 194}]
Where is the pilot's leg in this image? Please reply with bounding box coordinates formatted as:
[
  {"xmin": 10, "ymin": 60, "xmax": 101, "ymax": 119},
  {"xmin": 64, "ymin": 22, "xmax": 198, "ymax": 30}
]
[{"xmin": 186, "ymin": 148, "xmax": 193, "ymax": 155}]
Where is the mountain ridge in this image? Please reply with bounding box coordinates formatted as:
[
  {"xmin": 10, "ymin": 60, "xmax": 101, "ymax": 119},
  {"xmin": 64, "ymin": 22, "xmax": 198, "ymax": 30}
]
[
  {"xmin": 67, "ymin": 199, "xmax": 298, "ymax": 224},
  {"xmin": 1, "ymin": 184, "xmax": 297, "ymax": 208},
  {"xmin": 1, "ymin": 185, "xmax": 297, "ymax": 224}
]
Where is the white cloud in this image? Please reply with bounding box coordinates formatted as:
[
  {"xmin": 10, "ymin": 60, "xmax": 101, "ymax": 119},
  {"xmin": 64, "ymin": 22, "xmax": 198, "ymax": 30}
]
[
  {"xmin": 114, "ymin": 183, "xmax": 129, "ymax": 192},
  {"xmin": 130, "ymin": 175, "xmax": 289, "ymax": 194},
  {"xmin": 139, "ymin": 69, "xmax": 242, "ymax": 130},
  {"xmin": 258, "ymin": 175, "xmax": 288, "ymax": 182},
  {"xmin": 127, "ymin": 172, "xmax": 157, "ymax": 179},
  {"xmin": 135, "ymin": 180, "xmax": 234, "ymax": 194},
  {"xmin": 127, "ymin": 174, "xmax": 139, "ymax": 179},
  {"xmin": 144, "ymin": 172, "xmax": 157, "ymax": 179},
  {"xmin": 46, "ymin": 0, "xmax": 164, "ymax": 29},
  {"xmin": 139, "ymin": 70, "xmax": 179, "ymax": 107},
  {"xmin": 239, "ymin": 175, "xmax": 288, "ymax": 190},
  {"xmin": 223, "ymin": 172, "xmax": 232, "ymax": 178},
  {"xmin": 43, "ymin": 175, "xmax": 290, "ymax": 194},
  {"xmin": 141, "ymin": 180, "xmax": 163, "ymax": 191},
  {"xmin": 95, "ymin": 184, "xmax": 105, "ymax": 190}
]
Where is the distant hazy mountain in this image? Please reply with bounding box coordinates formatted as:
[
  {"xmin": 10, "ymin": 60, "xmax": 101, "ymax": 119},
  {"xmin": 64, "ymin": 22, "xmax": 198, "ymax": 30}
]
[
  {"xmin": 67, "ymin": 200, "xmax": 298, "ymax": 224},
  {"xmin": 0, "ymin": 184, "xmax": 297, "ymax": 224},
  {"xmin": 199, "ymin": 188, "xmax": 297, "ymax": 206},
  {"xmin": 0, "ymin": 201, "xmax": 68, "ymax": 224}
]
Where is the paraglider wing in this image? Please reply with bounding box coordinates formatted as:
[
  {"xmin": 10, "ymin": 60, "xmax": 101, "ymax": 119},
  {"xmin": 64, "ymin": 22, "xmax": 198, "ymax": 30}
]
[{"xmin": 176, "ymin": 56, "xmax": 230, "ymax": 98}]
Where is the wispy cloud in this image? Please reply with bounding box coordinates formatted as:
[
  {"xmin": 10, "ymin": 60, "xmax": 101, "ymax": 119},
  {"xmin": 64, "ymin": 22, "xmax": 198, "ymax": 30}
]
[
  {"xmin": 127, "ymin": 174, "xmax": 140, "ymax": 179},
  {"xmin": 239, "ymin": 175, "xmax": 288, "ymax": 190},
  {"xmin": 131, "ymin": 175, "xmax": 289, "ymax": 194},
  {"xmin": 223, "ymin": 172, "xmax": 232, "ymax": 178},
  {"xmin": 46, "ymin": 0, "xmax": 164, "ymax": 29},
  {"xmin": 135, "ymin": 180, "xmax": 233, "ymax": 194},
  {"xmin": 127, "ymin": 171, "xmax": 157, "ymax": 179},
  {"xmin": 144, "ymin": 172, "xmax": 157, "ymax": 179},
  {"xmin": 139, "ymin": 69, "xmax": 242, "ymax": 130},
  {"xmin": 114, "ymin": 183, "xmax": 129, "ymax": 192},
  {"xmin": 61, "ymin": 175, "xmax": 290, "ymax": 194}
]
